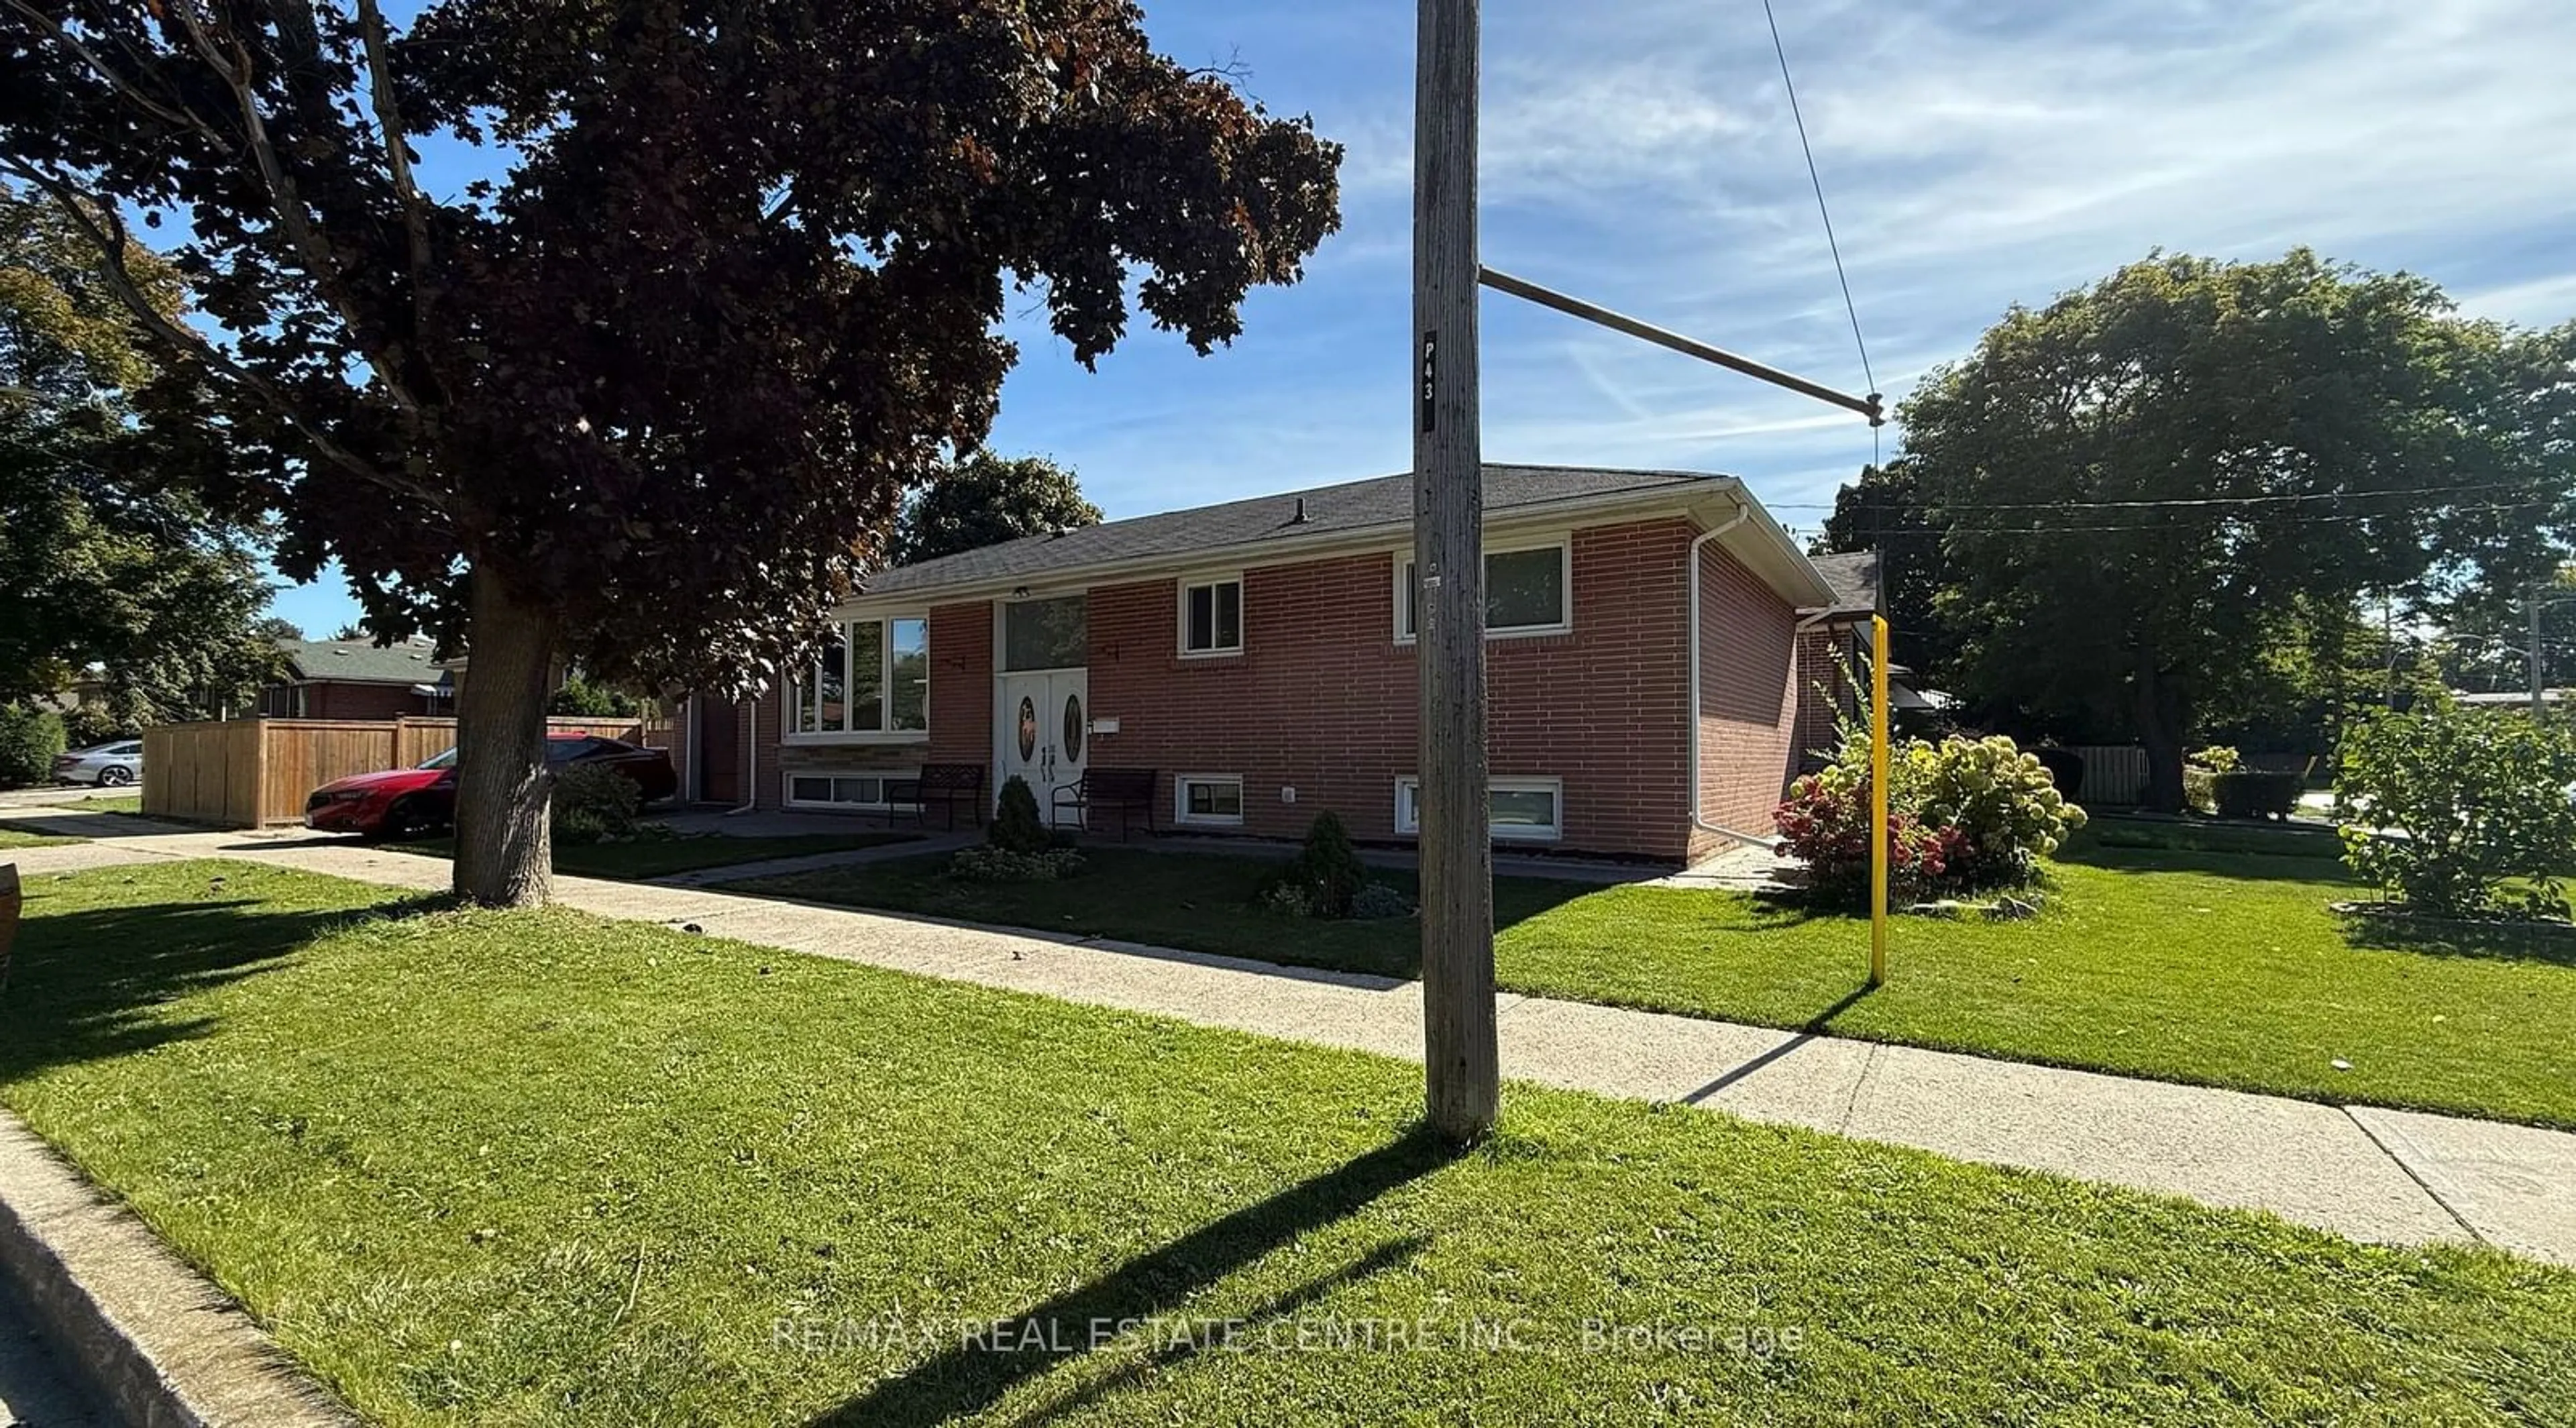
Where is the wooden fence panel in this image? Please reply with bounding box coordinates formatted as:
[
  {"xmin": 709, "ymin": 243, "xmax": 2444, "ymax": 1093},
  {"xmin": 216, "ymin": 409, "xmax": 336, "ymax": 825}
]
[
  {"xmin": 144, "ymin": 720, "xmax": 263, "ymax": 826},
  {"xmin": 260, "ymin": 720, "xmax": 399, "ymax": 825},
  {"xmin": 2066, "ymin": 745, "xmax": 2149, "ymax": 807},
  {"xmin": 146, "ymin": 715, "xmax": 663, "ymax": 828}
]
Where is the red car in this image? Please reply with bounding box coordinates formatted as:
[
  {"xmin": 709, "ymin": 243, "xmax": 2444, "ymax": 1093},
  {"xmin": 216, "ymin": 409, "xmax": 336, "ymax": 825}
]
[{"xmin": 304, "ymin": 734, "xmax": 678, "ymax": 840}]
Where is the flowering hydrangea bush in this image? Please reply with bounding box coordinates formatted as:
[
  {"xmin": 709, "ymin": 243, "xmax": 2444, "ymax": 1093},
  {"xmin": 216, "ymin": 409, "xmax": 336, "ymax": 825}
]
[
  {"xmin": 1775, "ymin": 732, "xmax": 2085, "ymax": 905},
  {"xmin": 1773, "ymin": 764, "xmax": 1967, "ymax": 899}
]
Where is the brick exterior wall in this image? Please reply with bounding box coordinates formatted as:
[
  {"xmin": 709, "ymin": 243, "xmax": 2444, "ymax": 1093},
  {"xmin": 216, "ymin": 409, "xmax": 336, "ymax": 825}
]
[
  {"xmin": 1079, "ymin": 516, "xmax": 1699, "ymax": 860},
  {"xmin": 1688, "ymin": 539, "xmax": 1801, "ymax": 862},
  {"xmin": 743, "ymin": 513, "xmax": 1811, "ymax": 861},
  {"xmin": 267, "ymin": 679, "xmax": 435, "ymax": 721}
]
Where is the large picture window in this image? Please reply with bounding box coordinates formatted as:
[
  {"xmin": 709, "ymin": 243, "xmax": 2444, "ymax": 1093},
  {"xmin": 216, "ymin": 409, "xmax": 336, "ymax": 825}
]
[
  {"xmin": 791, "ymin": 617, "xmax": 928, "ymax": 736},
  {"xmin": 1003, "ymin": 594, "xmax": 1089, "ymax": 671},
  {"xmin": 1397, "ymin": 541, "xmax": 1570, "ymax": 642}
]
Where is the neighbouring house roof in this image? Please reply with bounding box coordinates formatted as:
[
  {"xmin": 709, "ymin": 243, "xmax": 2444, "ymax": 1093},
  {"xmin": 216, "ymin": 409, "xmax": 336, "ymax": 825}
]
[
  {"xmin": 1804, "ymin": 550, "xmax": 1881, "ymax": 618},
  {"xmin": 276, "ymin": 638, "xmax": 450, "ymax": 687},
  {"xmin": 861, "ymin": 463, "xmax": 1833, "ymax": 607}
]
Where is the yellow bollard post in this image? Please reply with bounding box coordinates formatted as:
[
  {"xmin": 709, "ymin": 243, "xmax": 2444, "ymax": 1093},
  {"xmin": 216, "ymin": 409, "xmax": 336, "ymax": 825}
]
[{"xmin": 1869, "ymin": 615, "xmax": 1890, "ymax": 987}]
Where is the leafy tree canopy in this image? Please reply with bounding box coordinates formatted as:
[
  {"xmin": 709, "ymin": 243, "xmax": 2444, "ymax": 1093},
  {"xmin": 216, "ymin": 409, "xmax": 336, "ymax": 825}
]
[
  {"xmin": 1895, "ymin": 250, "xmax": 2573, "ymax": 809},
  {"xmin": 890, "ymin": 450, "xmax": 1103, "ymax": 566},
  {"xmin": 0, "ymin": 0, "xmax": 1343, "ymax": 902},
  {"xmin": 0, "ymin": 182, "xmax": 281, "ymax": 728}
]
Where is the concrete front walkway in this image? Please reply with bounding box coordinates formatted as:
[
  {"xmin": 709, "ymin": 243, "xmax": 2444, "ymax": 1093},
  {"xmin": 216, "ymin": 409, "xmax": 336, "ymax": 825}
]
[{"xmin": 5, "ymin": 807, "xmax": 2573, "ymax": 1267}]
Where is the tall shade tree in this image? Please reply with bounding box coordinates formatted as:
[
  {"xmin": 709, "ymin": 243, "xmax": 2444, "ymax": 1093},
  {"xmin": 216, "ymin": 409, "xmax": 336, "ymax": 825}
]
[
  {"xmin": 0, "ymin": 182, "xmax": 282, "ymax": 726},
  {"xmin": 888, "ymin": 450, "xmax": 1102, "ymax": 566},
  {"xmin": 1901, "ymin": 251, "xmax": 2574, "ymax": 810},
  {"xmin": 0, "ymin": 0, "xmax": 1343, "ymax": 904}
]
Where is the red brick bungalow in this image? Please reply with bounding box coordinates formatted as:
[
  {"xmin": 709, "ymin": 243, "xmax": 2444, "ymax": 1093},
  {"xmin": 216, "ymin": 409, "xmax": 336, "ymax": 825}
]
[
  {"xmin": 256, "ymin": 638, "xmax": 458, "ymax": 720},
  {"xmin": 678, "ymin": 465, "xmax": 1865, "ymax": 865}
]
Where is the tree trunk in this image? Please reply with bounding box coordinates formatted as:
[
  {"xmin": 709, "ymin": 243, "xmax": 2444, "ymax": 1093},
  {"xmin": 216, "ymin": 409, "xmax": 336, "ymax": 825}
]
[
  {"xmin": 452, "ymin": 566, "xmax": 559, "ymax": 907},
  {"xmin": 2133, "ymin": 651, "xmax": 2188, "ymax": 814}
]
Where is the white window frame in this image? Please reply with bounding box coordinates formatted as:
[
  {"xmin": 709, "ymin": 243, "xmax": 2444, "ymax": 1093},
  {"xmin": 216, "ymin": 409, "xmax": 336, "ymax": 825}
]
[
  {"xmin": 786, "ymin": 616, "xmax": 930, "ymax": 744},
  {"xmin": 1393, "ymin": 775, "xmax": 1564, "ymax": 843},
  {"xmin": 1173, "ymin": 773, "xmax": 1246, "ymax": 827},
  {"xmin": 1393, "ymin": 538, "xmax": 1573, "ymax": 645},
  {"xmin": 782, "ymin": 768, "xmax": 923, "ymax": 811},
  {"xmin": 1176, "ymin": 574, "xmax": 1246, "ymax": 659}
]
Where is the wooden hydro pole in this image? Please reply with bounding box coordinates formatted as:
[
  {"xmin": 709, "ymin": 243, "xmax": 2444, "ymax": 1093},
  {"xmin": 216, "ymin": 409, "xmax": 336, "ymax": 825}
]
[
  {"xmin": 1411, "ymin": 0, "xmax": 1884, "ymax": 1142},
  {"xmin": 1413, "ymin": 0, "xmax": 1497, "ymax": 1143}
]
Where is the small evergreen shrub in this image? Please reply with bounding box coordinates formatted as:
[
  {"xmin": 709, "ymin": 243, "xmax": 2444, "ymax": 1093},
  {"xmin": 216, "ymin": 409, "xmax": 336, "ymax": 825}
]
[
  {"xmin": 1272, "ymin": 811, "xmax": 1368, "ymax": 918},
  {"xmin": 990, "ymin": 775, "xmax": 1051, "ymax": 854},
  {"xmin": 551, "ymin": 763, "xmax": 643, "ymax": 844},
  {"xmin": 949, "ymin": 845, "xmax": 1085, "ymax": 882},
  {"xmin": 0, "ymin": 706, "xmax": 67, "ymax": 788},
  {"xmin": 2211, "ymin": 770, "xmax": 2302, "ymax": 821}
]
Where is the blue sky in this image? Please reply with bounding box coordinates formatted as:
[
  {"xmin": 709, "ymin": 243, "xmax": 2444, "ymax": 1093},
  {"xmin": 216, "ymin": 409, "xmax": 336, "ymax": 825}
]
[{"xmin": 270, "ymin": 0, "xmax": 2576, "ymax": 635}]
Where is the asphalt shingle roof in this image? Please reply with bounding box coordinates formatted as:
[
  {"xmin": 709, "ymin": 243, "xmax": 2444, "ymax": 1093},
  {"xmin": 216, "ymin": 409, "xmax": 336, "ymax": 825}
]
[
  {"xmin": 1805, "ymin": 550, "xmax": 1880, "ymax": 615},
  {"xmin": 865, "ymin": 464, "xmax": 1718, "ymax": 597},
  {"xmin": 278, "ymin": 638, "xmax": 448, "ymax": 686}
]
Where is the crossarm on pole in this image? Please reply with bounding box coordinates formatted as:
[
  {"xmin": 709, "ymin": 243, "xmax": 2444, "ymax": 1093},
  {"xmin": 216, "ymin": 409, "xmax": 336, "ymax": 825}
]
[{"xmin": 1478, "ymin": 266, "xmax": 1884, "ymax": 427}]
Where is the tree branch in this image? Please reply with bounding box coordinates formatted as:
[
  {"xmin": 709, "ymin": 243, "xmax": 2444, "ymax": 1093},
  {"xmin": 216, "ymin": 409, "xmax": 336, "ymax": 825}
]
[
  {"xmin": 166, "ymin": 0, "xmax": 432, "ymax": 429},
  {"xmin": 3, "ymin": 0, "xmax": 224, "ymax": 142},
  {"xmin": 356, "ymin": 0, "xmax": 433, "ymax": 339},
  {"xmin": 3, "ymin": 159, "xmax": 443, "ymax": 511}
]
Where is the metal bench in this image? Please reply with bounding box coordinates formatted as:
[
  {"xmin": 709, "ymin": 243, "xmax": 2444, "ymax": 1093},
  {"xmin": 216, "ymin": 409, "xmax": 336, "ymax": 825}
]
[
  {"xmin": 1051, "ymin": 768, "xmax": 1159, "ymax": 840},
  {"xmin": 907, "ymin": 763, "xmax": 986, "ymax": 830}
]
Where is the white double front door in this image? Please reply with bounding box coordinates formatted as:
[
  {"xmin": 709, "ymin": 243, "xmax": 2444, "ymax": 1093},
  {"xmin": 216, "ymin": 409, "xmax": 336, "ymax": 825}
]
[{"xmin": 996, "ymin": 670, "xmax": 1089, "ymax": 825}]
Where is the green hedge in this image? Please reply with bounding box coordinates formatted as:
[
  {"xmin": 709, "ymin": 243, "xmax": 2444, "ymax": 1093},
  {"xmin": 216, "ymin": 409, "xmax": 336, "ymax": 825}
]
[
  {"xmin": 2212, "ymin": 771, "xmax": 2303, "ymax": 821},
  {"xmin": 0, "ymin": 706, "xmax": 66, "ymax": 788}
]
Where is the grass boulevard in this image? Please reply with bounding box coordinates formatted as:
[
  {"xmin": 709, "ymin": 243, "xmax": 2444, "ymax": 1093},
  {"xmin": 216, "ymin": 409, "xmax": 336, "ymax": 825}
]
[{"xmin": 0, "ymin": 860, "xmax": 2568, "ymax": 1425}]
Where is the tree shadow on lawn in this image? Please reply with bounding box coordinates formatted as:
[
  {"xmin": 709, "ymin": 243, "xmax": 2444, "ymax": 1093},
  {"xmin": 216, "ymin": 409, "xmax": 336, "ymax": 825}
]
[
  {"xmin": 0, "ymin": 893, "xmax": 455, "ymax": 1080},
  {"xmin": 2055, "ymin": 842, "xmax": 2356, "ymax": 886},
  {"xmin": 806, "ymin": 1132, "xmax": 1457, "ymax": 1428},
  {"xmin": 2337, "ymin": 909, "xmax": 2576, "ymax": 969}
]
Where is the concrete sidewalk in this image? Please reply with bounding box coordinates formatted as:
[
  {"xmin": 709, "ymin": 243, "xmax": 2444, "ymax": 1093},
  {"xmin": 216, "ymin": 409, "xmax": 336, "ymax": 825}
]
[{"xmin": 5, "ymin": 808, "xmax": 2573, "ymax": 1266}]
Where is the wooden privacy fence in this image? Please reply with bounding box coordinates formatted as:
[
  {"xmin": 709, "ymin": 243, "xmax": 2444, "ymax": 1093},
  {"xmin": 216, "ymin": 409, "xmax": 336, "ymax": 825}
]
[
  {"xmin": 144, "ymin": 716, "xmax": 655, "ymax": 829},
  {"xmin": 2063, "ymin": 745, "xmax": 2150, "ymax": 807}
]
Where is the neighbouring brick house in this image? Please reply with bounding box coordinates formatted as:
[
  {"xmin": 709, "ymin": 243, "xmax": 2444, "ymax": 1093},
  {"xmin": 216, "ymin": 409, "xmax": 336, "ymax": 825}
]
[
  {"xmin": 258, "ymin": 638, "xmax": 458, "ymax": 720},
  {"xmin": 1790, "ymin": 551, "xmax": 1883, "ymax": 771},
  {"xmin": 677, "ymin": 465, "xmax": 1876, "ymax": 865}
]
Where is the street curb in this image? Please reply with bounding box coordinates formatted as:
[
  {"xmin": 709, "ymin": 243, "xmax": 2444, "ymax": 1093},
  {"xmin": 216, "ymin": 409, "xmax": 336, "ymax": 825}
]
[{"xmin": 0, "ymin": 1112, "xmax": 358, "ymax": 1427}]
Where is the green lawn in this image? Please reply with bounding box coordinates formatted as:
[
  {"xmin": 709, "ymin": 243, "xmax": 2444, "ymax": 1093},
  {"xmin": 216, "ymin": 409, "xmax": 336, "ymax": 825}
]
[
  {"xmin": 3, "ymin": 861, "xmax": 2569, "ymax": 1425},
  {"xmin": 0, "ymin": 825, "xmax": 78, "ymax": 848},
  {"xmin": 397, "ymin": 830, "xmax": 918, "ymax": 880},
  {"xmin": 748, "ymin": 844, "xmax": 2576, "ymax": 1130},
  {"xmin": 66, "ymin": 792, "xmax": 143, "ymax": 814}
]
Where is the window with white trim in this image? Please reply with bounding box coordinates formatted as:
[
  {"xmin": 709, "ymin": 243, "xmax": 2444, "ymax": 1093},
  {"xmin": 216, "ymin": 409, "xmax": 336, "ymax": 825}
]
[
  {"xmin": 1174, "ymin": 774, "xmax": 1245, "ymax": 826},
  {"xmin": 1394, "ymin": 776, "xmax": 1563, "ymax": 842},
  {"xmin": 786, "ymin": 772, "xmax": 922, "ymax": 809},
  {"xmin": 1179, "ymin": 578, "xmax": 1244, "ymax": 656},
  {"xmin": 1395, "ymin": 541, "xmax": 1570, "ymax": 642},
  {"xmin": 790, "ymin": 618, "xmax": 928, "ymax": 736}
]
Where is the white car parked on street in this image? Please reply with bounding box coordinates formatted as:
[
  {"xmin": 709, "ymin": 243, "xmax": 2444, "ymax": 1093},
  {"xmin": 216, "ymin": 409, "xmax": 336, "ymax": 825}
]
[{"xmin": 53, "ymin": 740, "xmax": 144, "ymax": 787}]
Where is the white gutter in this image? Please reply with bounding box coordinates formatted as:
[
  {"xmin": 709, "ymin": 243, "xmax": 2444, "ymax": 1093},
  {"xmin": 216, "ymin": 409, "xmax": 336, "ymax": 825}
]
[
  {"xmin": 1686, "ymin": 496, "xmax": 1778, "ymax": 848},
  {"xmin": 723, "ymin": 689, "xmax": 759, "ymax": 816}
]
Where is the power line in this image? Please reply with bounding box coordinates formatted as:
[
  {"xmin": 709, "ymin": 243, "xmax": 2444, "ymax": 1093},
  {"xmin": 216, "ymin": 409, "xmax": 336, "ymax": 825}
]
[
  {"xmin": 1759, "ymin": 0, "xmax": 1875, "ymax": 409},
  {"xmin": 1921, "ymin": 498, "xmax": 2563, "ymax": 535},
  {"xmin": 1768, "ymin": 479, "xmax": 2557, "ymax": 512}
]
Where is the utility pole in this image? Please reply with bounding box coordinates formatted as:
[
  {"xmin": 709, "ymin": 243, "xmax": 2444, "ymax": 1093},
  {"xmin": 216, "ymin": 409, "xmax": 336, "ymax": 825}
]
[
  {"xmin": 1413, "ymin": 0, "xmax": 1497, "ymax": 1142},
  {"xmin": 2532, "ymin": 581, "xmax": 2547, "ymax": 713}
]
